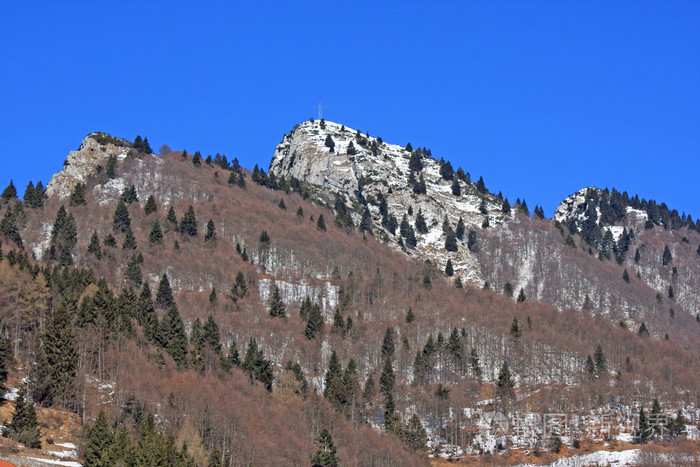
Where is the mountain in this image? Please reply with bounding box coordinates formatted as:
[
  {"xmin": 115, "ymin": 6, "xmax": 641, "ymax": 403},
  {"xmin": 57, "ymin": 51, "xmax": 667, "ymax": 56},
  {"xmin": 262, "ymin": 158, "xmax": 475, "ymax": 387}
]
[
  {"xmin": 269, "ymin": 120, "xmax": 700, "ymax": 337},
  {"xmin": 0, "ymin": 126, "xmax": 698, "ymax": 465}
]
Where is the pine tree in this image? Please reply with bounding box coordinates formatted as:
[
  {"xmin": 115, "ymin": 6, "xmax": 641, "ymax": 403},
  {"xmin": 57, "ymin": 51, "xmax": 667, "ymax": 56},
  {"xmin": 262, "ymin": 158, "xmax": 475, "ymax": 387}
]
[
  {"xmin": 403, "ymin": 413, "xmax": 427, "ymax": 451},
  {"xmin": 638, "ymin": 322, "xmax": 649, "ymax": 337},
  {"xmin": 414, "ymin": 209, "xmax": 428, "ymax": 234},
  {"xmin": 0, "ymin": 337, "xmax": 12, "ymax": 400},
  {"xmin": 585, "ymin": 355, "xmax": 596, "ymax": 376},
  {"xmin": 469, "ymin": 348, "xmax": 482, "ymax": 382},
  {"xmin": 155, "ymin": 273, "xmax": 174, "ymax": 309},
  {"xmin": 122, "ymin": 226, "xmax": 137, "ymax": 250},
  {"xmin": 510, "ymin": 318, "xmax": 521, "ymax": 338},
  {"xmin": 408, "ymin": 151, "xmax": 422, "ymax": 172},
  {"xmin": 379, "ymin": 357, "xmax": 396, "ymax": 396},
  {"xmin": 125, "ymin": 254, "xmax": 143, "ymax": 286},
  {"xmin": 310, "ymin": 429, "xmax": 339, "ymax": 467},
  {"xmin": 502, "ymin": 199, "xmax": 511, "ymax": 214},
  {"xmin": 87, "ymin": 230, "xmax": 102, "ymax": 259},
  {"xmin": 622, "ymin": 268, "xmax": 630, "ymax": 283},
  {"xmin": 323, "ymin": 351, "xmax": 342, "ymax": 400},
  {"xmin": 445, "ymin": 232, "xmax": 458, "ymax": 252},
  {"xmin": 445, "ymin": 259, "xmax": 454, "ymax": 276},
  {"xmin": 242, "ymin": 339, "xmax": 274, "ymax": 391},
  {"xmin": 165, "ymin": 206, "xmax": 178, "ymax": 229},
  {"xmin": 451, "ymin": 179, "xmax": 461, "ymax": 196},
  {"xmin": 317, "ymin": 214, "xmax": 326, "ymax": 231},
  {"xmin": 268, "ymin": 286, "xmax": 286, "ymax": 318},
  {"xmin": 455, "ymin": 217, "xmax": 465, "ymax": 240},
  {"xmin": 381, "ymin": 327, "xmax": 395, "ymax": 359},
  {"xmin": 33, "ymin": 304, "xmax": 78, "ymax": 406},
  {"xmin": 636, "ymin": 407, "xmax": 650, "ymax": 443},
  {"xmin": 475, "ymin": 176, "xmax": 486, "ymax": 194},
  {"xmin": 324, "ymin": 135, "xmax": 335, "ymax": 152},
  {"xmin": 406, "ymin": 308, "xmax": 415, "ymax": 323},
  {"xmin": 332, "ymin": 308, "xmax": 345, "ymax": 334},
  {"xmin": 1, "ymin": 180, "xmax": 17, "ymax": 200},
  {"xmin": 202, "ymin": 315, "xmax": 222, "ymax": 354},
  {"xmin": 144, "ymin": 195, "xmax": 157, "ymax": 215},
  {"xmin": 69, "ymin": 182, "xmax": 87, "ymax": 206},
  {"xmin": 516, "ymin": 288, "xmax": 526, "ymax": 303},
  {"xmin": 446, "ymin": 327, "xmax": 463, "ymax": 360},
  {"xmin": 496, "ymin": 360, "xmax": 515, "ymax": 402},
  {"xmin": 593, "ymin": 345, "xmax": 606, "ymax": 373},
  {"xmin": 467, "ymin": 230, "xmax": 477, "ymax": 251},
  {"xmin": 83, "ymin": 411, "xmax": 114, "ymax": 467},
  {"xmin": 179, "ymin": 205, "xmax": 198, "ymax": 236},
  {"xmin": 204, "ymin": 219, "xmax": 216, "ymax": 243},
  {"xmin": 304, "ymin": 303, "xmax": 324, "ymax": 340},
  {"xmin": 113, "ymin": 200, "xmax": 131, "ymax": 233},
  {"xmin": 662, "ymin": 245, "xmax": 672, "ymax": 265},
  {"xmin": 149, "ymin": 220, "xmax": 164, "ymax": 245},
  {"xmin": 162, "ymin": 304, "xmax": 188, "ymax": 366},
  {"xmin": 4, "ymin": 387, "xmax": 41, "ymax": 448},
  {"xmin": 120, "ymin": 184, "xmax": 138, "ymax": 204}
]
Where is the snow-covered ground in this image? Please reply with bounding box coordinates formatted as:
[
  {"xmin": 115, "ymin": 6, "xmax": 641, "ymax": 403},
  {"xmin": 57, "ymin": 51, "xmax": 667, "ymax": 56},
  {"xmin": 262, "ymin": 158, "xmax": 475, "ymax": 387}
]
[{"xmin": 516, "ymin": 449, "xmax": 640, "ymax": 467}]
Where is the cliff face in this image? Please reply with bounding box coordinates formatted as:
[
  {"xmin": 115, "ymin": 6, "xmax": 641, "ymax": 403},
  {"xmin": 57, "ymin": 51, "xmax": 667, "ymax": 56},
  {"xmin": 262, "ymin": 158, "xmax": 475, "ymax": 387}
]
[
  {"xmin": 45, "ymin": 133, "xmax": 131, "ymax": 199},
  {"xmin": 270, "ymin": 120, "xmax": 514, "ymax": 285}
]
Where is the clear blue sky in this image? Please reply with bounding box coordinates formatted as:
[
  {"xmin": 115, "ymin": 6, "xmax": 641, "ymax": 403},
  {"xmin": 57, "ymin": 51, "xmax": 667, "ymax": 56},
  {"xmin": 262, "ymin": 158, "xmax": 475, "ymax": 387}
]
[{"xmin": 2, "ymin": 2, "xmax": 698, "ymax": 218}]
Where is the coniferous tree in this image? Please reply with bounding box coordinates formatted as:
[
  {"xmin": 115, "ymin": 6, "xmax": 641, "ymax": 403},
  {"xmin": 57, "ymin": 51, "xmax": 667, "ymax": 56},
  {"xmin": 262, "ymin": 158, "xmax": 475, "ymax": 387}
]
[
  {"xmin": 451, "ymin": 179, "xmax": 461, "ymax": 196},
  {"xmin": 113, "ymin": 200, "xmax": 131, "ymax": 233},
  {"xmin": 379, "ymin": 357, "xmax": 396, "ymax": 396},
  {"xmin": 331, "ymin": 308, "xmax": 344, "ymax": 334},
  {"xmin": 496, "ymin": 360, "xmax": 515, "ymax": 402},
  {"xmin": 406, "ymin": 308, "xmax": 415, "ymax": 323},
  {"xmin": 305, "ymin": 303, "xmax": 324, "ymax": 340},
  {"xmin": 316, "ymin": 214, "xmax": 326, "ymax": 231},
  {"xmin": 230, "ymin": 271, "xmax": 248, "ymax": 301},
  {"xmin": 204, "ymin": 219, "xmax": 216, "ymax": 243},
  {"xmin": 87, "ymin": 230, "xmax": 102, "ymax": 259},
  {"xmin": 510, "ymin": 318, "xmax": 521, "ymax": 338},
  {"xmin": 502, "ymin": 199, "xmax": 511, "ymax": 214},
  {"xmin": 149, "ymin": 220, "xmax": 164, "ymax": 245},
  {"xmin": 455, "ymin": 217, "xmax": 465, "ymax": 240},
  {"xmin": 516, "ymin": 288, "xmax": 526, "ymax": 303},
  {"xmin": 242, "ymin": 339, "xmax": 274, "ymax": 391},
  {"xmin": 445, "ymin": 259, "xmax": 454, "ymax": 276},
  {"xmin": 414, "ymin": 209, "xmax": 428, "ymax": 234},
  {"xmin": 4, "ymin": 387, "xmax": 41, "ymax": 448},
  {"xmin": 83, "ymin": 411, "xmax": 114, "ymax": 467},
  {"xmin": 69, "ymin": 182, "xmax": 86, "ymax": 206},
  {"xmin": 125, "ymin": 254, "xmax": 143, "ymax": 286},
  {"xmin": 120, "ymin": 184, "xmax": 138, "ymax": 204},
  {"xmin": 408, "ymin": 151, "xmax": 422, "ymax": 172},
  {"xmin": 268, "ymin": 286, "xmax": 286, "ymax": 318},
  {"xmin": 310, "ymin": 429, "xmax": 339, "ymax": 467},
  {"xmin": 122, "ymin": 226, "xmax": 137, "ymax": 250},
  {"xmin": 381, "ymin": 327, "xmax": 395, "ymax": 359},
  {"xmin": 475, "ymin": 176, "xmax": 486, "ymax": 194},
  {"xmin": 660, "ymin": 245, "xmax": 673, "ymax": 266},
  {"xmin": 165, "ymin": 206, "xmax": 178, "ymax": 230},
  {"xmin": 324, "ymin": 135, "xmax": 335, "ymax": 152},
  {"xmin": 636, "ymin": 407, "xmax": 650, "ymax": 443},
  {"xmin": 467, "ymin": 229, "xmax": 477, "ymax": 251},
  {"xmin": 144, "ymin": 195, "xmax": 157, "ymax": 215},
  {"xmin": 622, "ymin": 269, "xmax": 630, "ymax": 283},
  {"xmin": 403, "ymin": 413, "xmax": 427, "ymax": 451},
  {"xmin": 593, "ymin": 345, "xmax": 606, "ymax": 373},
  {"xmin": 0, "ymin": 337, "xmax": 12, "ymax": 399},
  {"xmin": 323, "ymin": 351, "xmax": 342, "ymax": 400},
  {"xmin": 33, "ymin": 305, "xmax": 78, "ymax": 406},
  {"xmin": 103, "ymin": 233, "xmax": 116, "ymax": 248},
  {"xmin": 445, "ymin": 232, "xmax": 458, "ymax": 252},
  {"xmin": 155, "ymin": 273, "xmax": 174, "ymax": 309},
  {"xmin": 469, "ymin": 348, "xmax": 482, "ymax": 382},
  {"xmin": 179, "ymin": 205, "xmax": 198, "ymax": 236},
  {"xmin": 162, "ymin": 304, "xmax": 188, "ymax": 366},
  {"xmin": 1, "ymin": 180, "xmax": 17, "ymax": 200},
  {"xmin": 638, "ymin": 322, "xmax": 649, "ymax": 337}
]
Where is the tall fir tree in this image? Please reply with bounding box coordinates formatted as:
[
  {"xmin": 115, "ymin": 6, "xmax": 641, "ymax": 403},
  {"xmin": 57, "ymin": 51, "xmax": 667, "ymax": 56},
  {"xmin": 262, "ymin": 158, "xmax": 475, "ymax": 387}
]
[
  {"xmin": 113, "ymin": 199, "xmax": 131, "ymax": 233},
  {"xmin": 310, "ymin": 429, "xmax": 339, "ymax": 467},
  {"xmin": 179, "ymin": 205, "xmax": 198, "ymax": 236},
  {"xmin": 83, "ymin": 411, "xmax": 114, "ymax": 467},
  {"xmin": 268, "ymin": 285, "xmax": 286, "ymax": 318},
  {"xmin": 87, "ymin": 230, "xmax": 102, "ymax": 259},
  {"xmin": 155, "ymin": 273, "xmax": 174, "ymax": 309},
  {"xmin": 4, "ymin": 387, "xmax": 41, "ymax": 448},
  {"xmin": 162, "ymin": 304, "xmax": 188, "ymax": 366},
  {"xmin": 149, "ymin": 220, "xmax": 164, "ymax": 245},
  {"xmin": 144, "ymin": 195, "xmax": 158, "ymax": 215}
]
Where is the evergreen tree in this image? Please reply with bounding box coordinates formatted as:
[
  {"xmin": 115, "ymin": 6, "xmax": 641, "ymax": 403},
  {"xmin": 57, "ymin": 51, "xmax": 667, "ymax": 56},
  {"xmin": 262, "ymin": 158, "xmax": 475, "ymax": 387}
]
[
  {"xmin": 593, "ymin": 345, "xmax": 606, "ymax": 373},
  {"xmin": 165, "ymin": 206, "xmax": 178, "ymax": 229},
  {"xmin": 162, "ymin": 304, "xmax": 188, "ymax": 366},
  {"xmin": 268, "ymin": 286, "xmax": 286, "ymax": 318},
  {"xmin": 445, "ymin": 232, "xmax": 458, "ymax": 252},
  {"xmin": 103, "ymin": 233, "xmax": 116, "ymax": 248},
  {"xmin": 105, "ymin": 155, "xmax": 117, "ymax": 179},
  {"xmin": 242, "ymin": 339, "xmax": 274, "ymax": 391},
  {"xmin": 122, "ymin": 226, "xmax": 137, "ymax": 250},
  {"xmin": 87, "ymin": 230, "xmax": 102, "ymax": 259},
  {"xmin": 304, "ymin": 303, "xmax": 324, "ymax": 340},
  {"xmin": 585, "ymin": 355, "xmax": 596, "ymax": 376},
  {"xmin": 120, "ymin": 184, "xmax": 138, "ymax": 204},
  {"xmin": 381, "ymin": 327, "xmax": 395, "ymax": 359},
  {"xmin": 223, "ymin": 341, "xmax": 241, "ymax": 370},
  {"xmin": 0, "ymin": 337, "xmax": 12, "ymax": 400},
  {"xmin": 316, "ymin": 214, "xmax": 326, "ymax": 231},
  {"xmin": 406, "ymin": 308, "xmax": 415, "ymax": 323},
  {"xmin": 510, "ymin": 318, "xmax": 521, "ymax": 338},
  {"xmin": 662, "ymin": 245, "xmax": 673, "ymax": 265},
  {"xmin": 452, "ymin": 218, "xmax": 465, "ymax": 241},
  {"xmin": 475, "ymin": 176, "xmax": 486, "ymax": 194},
  {"xmin": 503, "ymin": 282, "xmax": 514, "ymax": 298},
  {"xmin": 379, "ymin": 357, "xmax": 396, "ymax": 396},
  {"xmin": 155, "ymin": 273, "xmax": 174, "ymax": 309},
  {"xmin": 446, "ymin": 327, "xmax": 463, "ymax": 360},
  {"xmin": 1, "ymin": 180, "xmax": 17, "ymax": 200},
  {"xmin": 360, "ymin": 208, "xmax": 372, "ymax": 233},
  {"xmin": 209, "ymin": 287, "xmax": 217, "ymax": 306},
  {"xmin": 332, "ymin": 308, "xmax": 345, "ymax": 334},
  {"xmin": 202, "ymin": 315, "xmax": 222, "ymax": 354},
  {"xmin": 403, "ymin": 413, "xmax": 427, "ymax": 451},
  {"xmin": 230, "ymin": 271, "xmax": 248, "ymax": 301},
  {"xmin": 149, "ymin": 220, "xmax": 164, "ymax": 245},
  {"xmin": 636, "ymin": 407, "xmax": 650, "ymax": 443},
  {"xmin": 496, "ymin": 360, "xmax": 515, "ymax": 402},
  {"xmin": 469, "ymin": 348, "xmax": 482, "ymax": 382},
  {"xmin": 445, "ymin": 259, "xmax": 454, "ymax": 276},
  {"xmin": 440, "ymin": 160, "xmax": 454, "ymax": 180},
  {"xmin": 324, "ymin": 135, "xmax": 335, "ymax": 152},
  {"xmin": 310, "ymin": 429, "xmax": 339, "ymax": 467},
  {"xmin": 467, "ymin": 229, "xmax": 477, "ymax": 251},
  {"xmin": 204, "ymin": 219, "xmax": 216, "ymax": 243},
  {"xmin": 638, "ymin": 322, "xmax": 649, "ymax": 337},
  {"xmin": 144, "ymin": 195, "xmax": 157, "ymax": 215},
  {"xmin": 414, "ymin": 209, "xmax": 428, "ymax": 234},
  {"xmin": 413, "ymin": 175, "xmax": 427, "ymax": 194},
  {"xmin": 502, "ymin": 199, "xmax": 511, "ymax": 214},
  {"xmin": 323, "ymin": 351, "xmax": 343, "ymax": 400},
  {"xmin": 113, "ymin": 200, "xmax": 131, "ymax": 233},
  {"xmin": 179, "ymin": 205, "xmax": 198, "ymax": 236},
  {"xmin": 622, "ymin": 268, "xmax": 630, "ymax": 283},
  {"xmin": 516, "ymin": 288, "xmax": 526, "ymax": 303},
  {"xmin": 83, "ymin": 411, "xmax": 114, "ymax": 467},
  {"xmin": 667, "ymin": 408, "xmax": 686, "ymax": 438},
  {"xmin": 125, "ymin": 254, "xmax": 143, "ymax": 286},
  {"xmin": 451, "ymin": 179, "xmax": 461, "ymax": 196},
  {"xmin": 408, "ymin": 151, "xmax": 423, "ymax": 172},
  {"xmin": 4, "ymin": 387, "xmax": 41, "ymax": 448},
  {"xmin": 49, "ymin": 206, "xmax": 78, "ymax": 266},
  {"xmin": 69, "ymin": 182, "xmax": 86, "ymax": 206},
  {"xmin": 33, "ymin": 304, "xmax": 78, "ymax": 406}
]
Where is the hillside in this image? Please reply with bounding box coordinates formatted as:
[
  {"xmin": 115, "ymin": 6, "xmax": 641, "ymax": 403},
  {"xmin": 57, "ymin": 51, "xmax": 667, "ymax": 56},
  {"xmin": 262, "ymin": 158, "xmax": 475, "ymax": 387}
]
[{"xmin": 0, "ymin": 128, "xmax": 698, "ymax": 465}]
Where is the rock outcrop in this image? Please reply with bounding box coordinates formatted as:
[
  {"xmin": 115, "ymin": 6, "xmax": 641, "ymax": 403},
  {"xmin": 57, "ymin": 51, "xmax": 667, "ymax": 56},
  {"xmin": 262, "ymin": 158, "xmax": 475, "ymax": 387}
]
[{"xmin": 45, "ymin": 133, "xmax": 131, "ymax": 199}]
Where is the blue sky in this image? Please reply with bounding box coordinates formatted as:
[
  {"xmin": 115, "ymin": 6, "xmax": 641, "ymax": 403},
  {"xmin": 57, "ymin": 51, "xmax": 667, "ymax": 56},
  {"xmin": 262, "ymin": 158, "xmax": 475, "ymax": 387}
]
[{"xmin": 1, "ymin": 2, "xmax": 698, "ymax": 218}]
